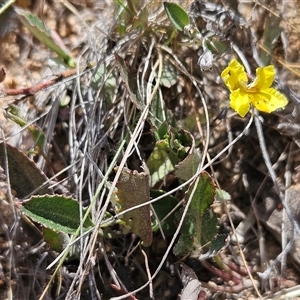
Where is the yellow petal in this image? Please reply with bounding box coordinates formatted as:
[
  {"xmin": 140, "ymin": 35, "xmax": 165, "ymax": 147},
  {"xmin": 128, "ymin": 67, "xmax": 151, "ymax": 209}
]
[
  {"xmin": 248, "ymin": 65, "xmax": 275, "ymax": 90},
  {"xmin": 250, "ymin": 88, "xmax": 288, "ymax": 113},
  {"xmin": 230, "ymin": 89, "xmax": 251, "ymax": 117},
  {"xmin": 221, "ymin": 59, "xmax": 248, "ymax": 92}
]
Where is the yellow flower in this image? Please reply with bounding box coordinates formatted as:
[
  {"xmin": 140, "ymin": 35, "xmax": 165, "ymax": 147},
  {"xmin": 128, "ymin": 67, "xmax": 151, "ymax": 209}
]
[{"xmin": 221, "ymin": 59, "xmax": 288, "ymax": 117}]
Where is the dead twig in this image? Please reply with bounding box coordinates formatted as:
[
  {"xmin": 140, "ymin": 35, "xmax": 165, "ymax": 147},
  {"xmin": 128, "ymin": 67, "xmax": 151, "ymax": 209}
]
[{"xmin": 0, "ymin": 68, "xmax": 82, "ymax": 97}]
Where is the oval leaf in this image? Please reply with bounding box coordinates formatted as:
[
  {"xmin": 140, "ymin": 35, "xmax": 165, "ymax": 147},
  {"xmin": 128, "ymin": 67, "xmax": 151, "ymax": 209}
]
[
  {"xmin": 21, "ymin": 195, "xmax": 94, "ymax": 234},
  {"xmin": 173, "ymin": 172, "xmax": 217, "ymax": 255},
  {"xmin": 164, "ymin": 2, "xmax": 189, "ymax": 31},
  {"xmin": 115, "ymin": 167, "xmax": 152, "ymax": 247},
  {"xmin": 0, "ymin": 143, "xmax": 53, "ymax": 198}
]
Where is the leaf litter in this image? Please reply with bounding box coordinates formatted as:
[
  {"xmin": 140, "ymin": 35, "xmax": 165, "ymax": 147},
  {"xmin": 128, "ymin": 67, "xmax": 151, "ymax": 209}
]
[{"xmin": 0, "ymin": 0, "xmax": 300, "ymax": 299}]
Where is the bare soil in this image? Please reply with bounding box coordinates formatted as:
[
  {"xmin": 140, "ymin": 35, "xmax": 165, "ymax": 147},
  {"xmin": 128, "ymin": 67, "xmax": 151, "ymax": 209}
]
[{"xmin": 1, "ymin": 1, "xmax": 300, "ymax": 299}]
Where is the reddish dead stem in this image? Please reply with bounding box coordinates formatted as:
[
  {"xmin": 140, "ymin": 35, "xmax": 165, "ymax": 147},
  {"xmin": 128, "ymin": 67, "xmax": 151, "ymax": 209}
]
[{"xmin": 0, "ymin": 69, "xmax": 78, "ymax": 97}]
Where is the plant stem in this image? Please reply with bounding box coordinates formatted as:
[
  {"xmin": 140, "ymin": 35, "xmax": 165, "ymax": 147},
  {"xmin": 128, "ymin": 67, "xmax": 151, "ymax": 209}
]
[{"xmin": 0, "ymin": 0, "xmax": 15, "ymax": 15}]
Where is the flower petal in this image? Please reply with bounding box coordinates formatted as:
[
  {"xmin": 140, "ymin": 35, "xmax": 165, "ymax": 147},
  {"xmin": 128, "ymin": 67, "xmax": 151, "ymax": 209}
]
[
  {"xmin": 221, "ymin": 59, "xmax": 248, "ymax": 92},
  {"xmin": 249, "ymin": 65, "xmax": 275, "ymax": 90},
  {"xmin": 230, "ymin": 89, "xmax": 251, "ymax": 117},
  {"xmin": 250, "ymin": 88, "xmax": 288, "ymax": 113}
]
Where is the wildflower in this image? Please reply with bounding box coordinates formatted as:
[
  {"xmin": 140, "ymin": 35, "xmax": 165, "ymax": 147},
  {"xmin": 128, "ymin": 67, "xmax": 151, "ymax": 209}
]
[{"xmin": 221, "ymin": 59, "xmax": 288, "ymax": 117}]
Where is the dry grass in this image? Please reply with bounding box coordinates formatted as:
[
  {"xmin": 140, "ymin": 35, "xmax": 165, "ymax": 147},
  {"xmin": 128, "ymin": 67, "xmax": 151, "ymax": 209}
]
[{"xmin": 0, "ymin": 0, "xmax": 300, "ymax": 299}]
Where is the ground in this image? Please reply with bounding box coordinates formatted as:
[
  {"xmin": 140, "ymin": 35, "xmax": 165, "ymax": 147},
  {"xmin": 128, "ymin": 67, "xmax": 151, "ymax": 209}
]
[{"xmin": 0, "ymin": 0, "xmax": 300, "ymax": 299}]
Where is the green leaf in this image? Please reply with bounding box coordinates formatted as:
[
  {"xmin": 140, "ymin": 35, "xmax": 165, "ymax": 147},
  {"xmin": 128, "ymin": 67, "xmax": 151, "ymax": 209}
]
[
  {"xmin": 21, "ymin": 195, "xmax": 94, "ymax": 234},
  {"xmin": 160, "ymin": 60, "xmax": 178, "ymax": 88},
  {"xmin": 151, "ymin": 190, "xmax": 178, "ymax": 236},
  {"xmin": 131, "ymin": 6, "xmax": 148, "ymax": 30},
  {"xmin": 147, "ymin": 146, "xmax": 173, "ymax": 186},
  {"xmin": 198, "ymin": 35, "xmax": 230, "ymax": 71},
  {"xmin": 0, "ymin": 143, "xmax": 53, "ymax": 198},
  {"xmin": 15, "ymin": 7, "xmax": 76, "ymax": 67},
  {"xmin": 168, "ymin": 126, "xmax": 194, "ymax": 163},
  {"xmin": 175, "ymin": 150, "xmax": 201, "ymax": 181},
  {"xmin": 4, "ymin": 104, "xmax": 46, "ymax": 155},
  {"xmin": 43, "ymin": 227, "xmax": 70, "ymax": 252},
  {"xmin": 204, "ymin": 37, "xmax": 230, "ymax": 55},
  {"xmin": 4, "ymin": 104, "xmax": 26, "ymax": 127},
  {"xmin": 173, "ymin": 208, "xmax": 195, "ymax": 254},
  {"xmin": 164, "ymin": 2, "xmax": 190, "ymax": 31},
  {"xmin": 148, "ymin": 86, "xmax": 169, "ymax": 128},
  {"xmin": 187, "ymin": 172, "xmax": 215, "ymax": 214},
  {"xmin": 200, "ymin": 209, "xmax": 218, "ymax": 245},
  {"xmin": 115, "ymin": 53, "xmax": 145, "ymax": 110},
  {"xmin": 115, "ymin": 167, "xmax": 152, "ymax": 246},
  {"xmin": 173, "ymin": 172, "xmax": 217, "ymax": 255},
  {"xmin": 148, "ymin": 123, "xmax": 195, "ymax": 185},
  {"xmin": 199, "ymin": 234, "xmax": 228, "ymax": 259},
  {"xmin": 215, "ymin": 188, "xmax": 231, "ymax": 202},
  {"xmin": 260, "ymin": 13, "xmax": 282, "ymax": 65},
  {"xmin": 155, "ymin": 121, "xmax": 169, "ymax": 140}
]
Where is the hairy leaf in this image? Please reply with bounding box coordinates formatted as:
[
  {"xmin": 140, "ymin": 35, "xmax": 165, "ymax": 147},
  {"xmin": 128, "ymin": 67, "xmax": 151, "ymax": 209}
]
[
  {"xmin": 200, "ymin": 209, "xmax": 218, "ymax": 245},
  {"xmin": 115, "ymin": 167, "xmax": 152, "ymax": 246},
  {"xmin": 0, "ymin": 143, "xmax": 52, "ymax": 198},
  {"xmin": 21, "ymin": 195, "xmax": 94, "ymax": 234},
  {"xmin": 175, "ymin": 150, "xmax": 201, "ymax": 181},
  {"xmin": 173, "ymin": 172, "xmax": 217, "ymax": 255}
]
